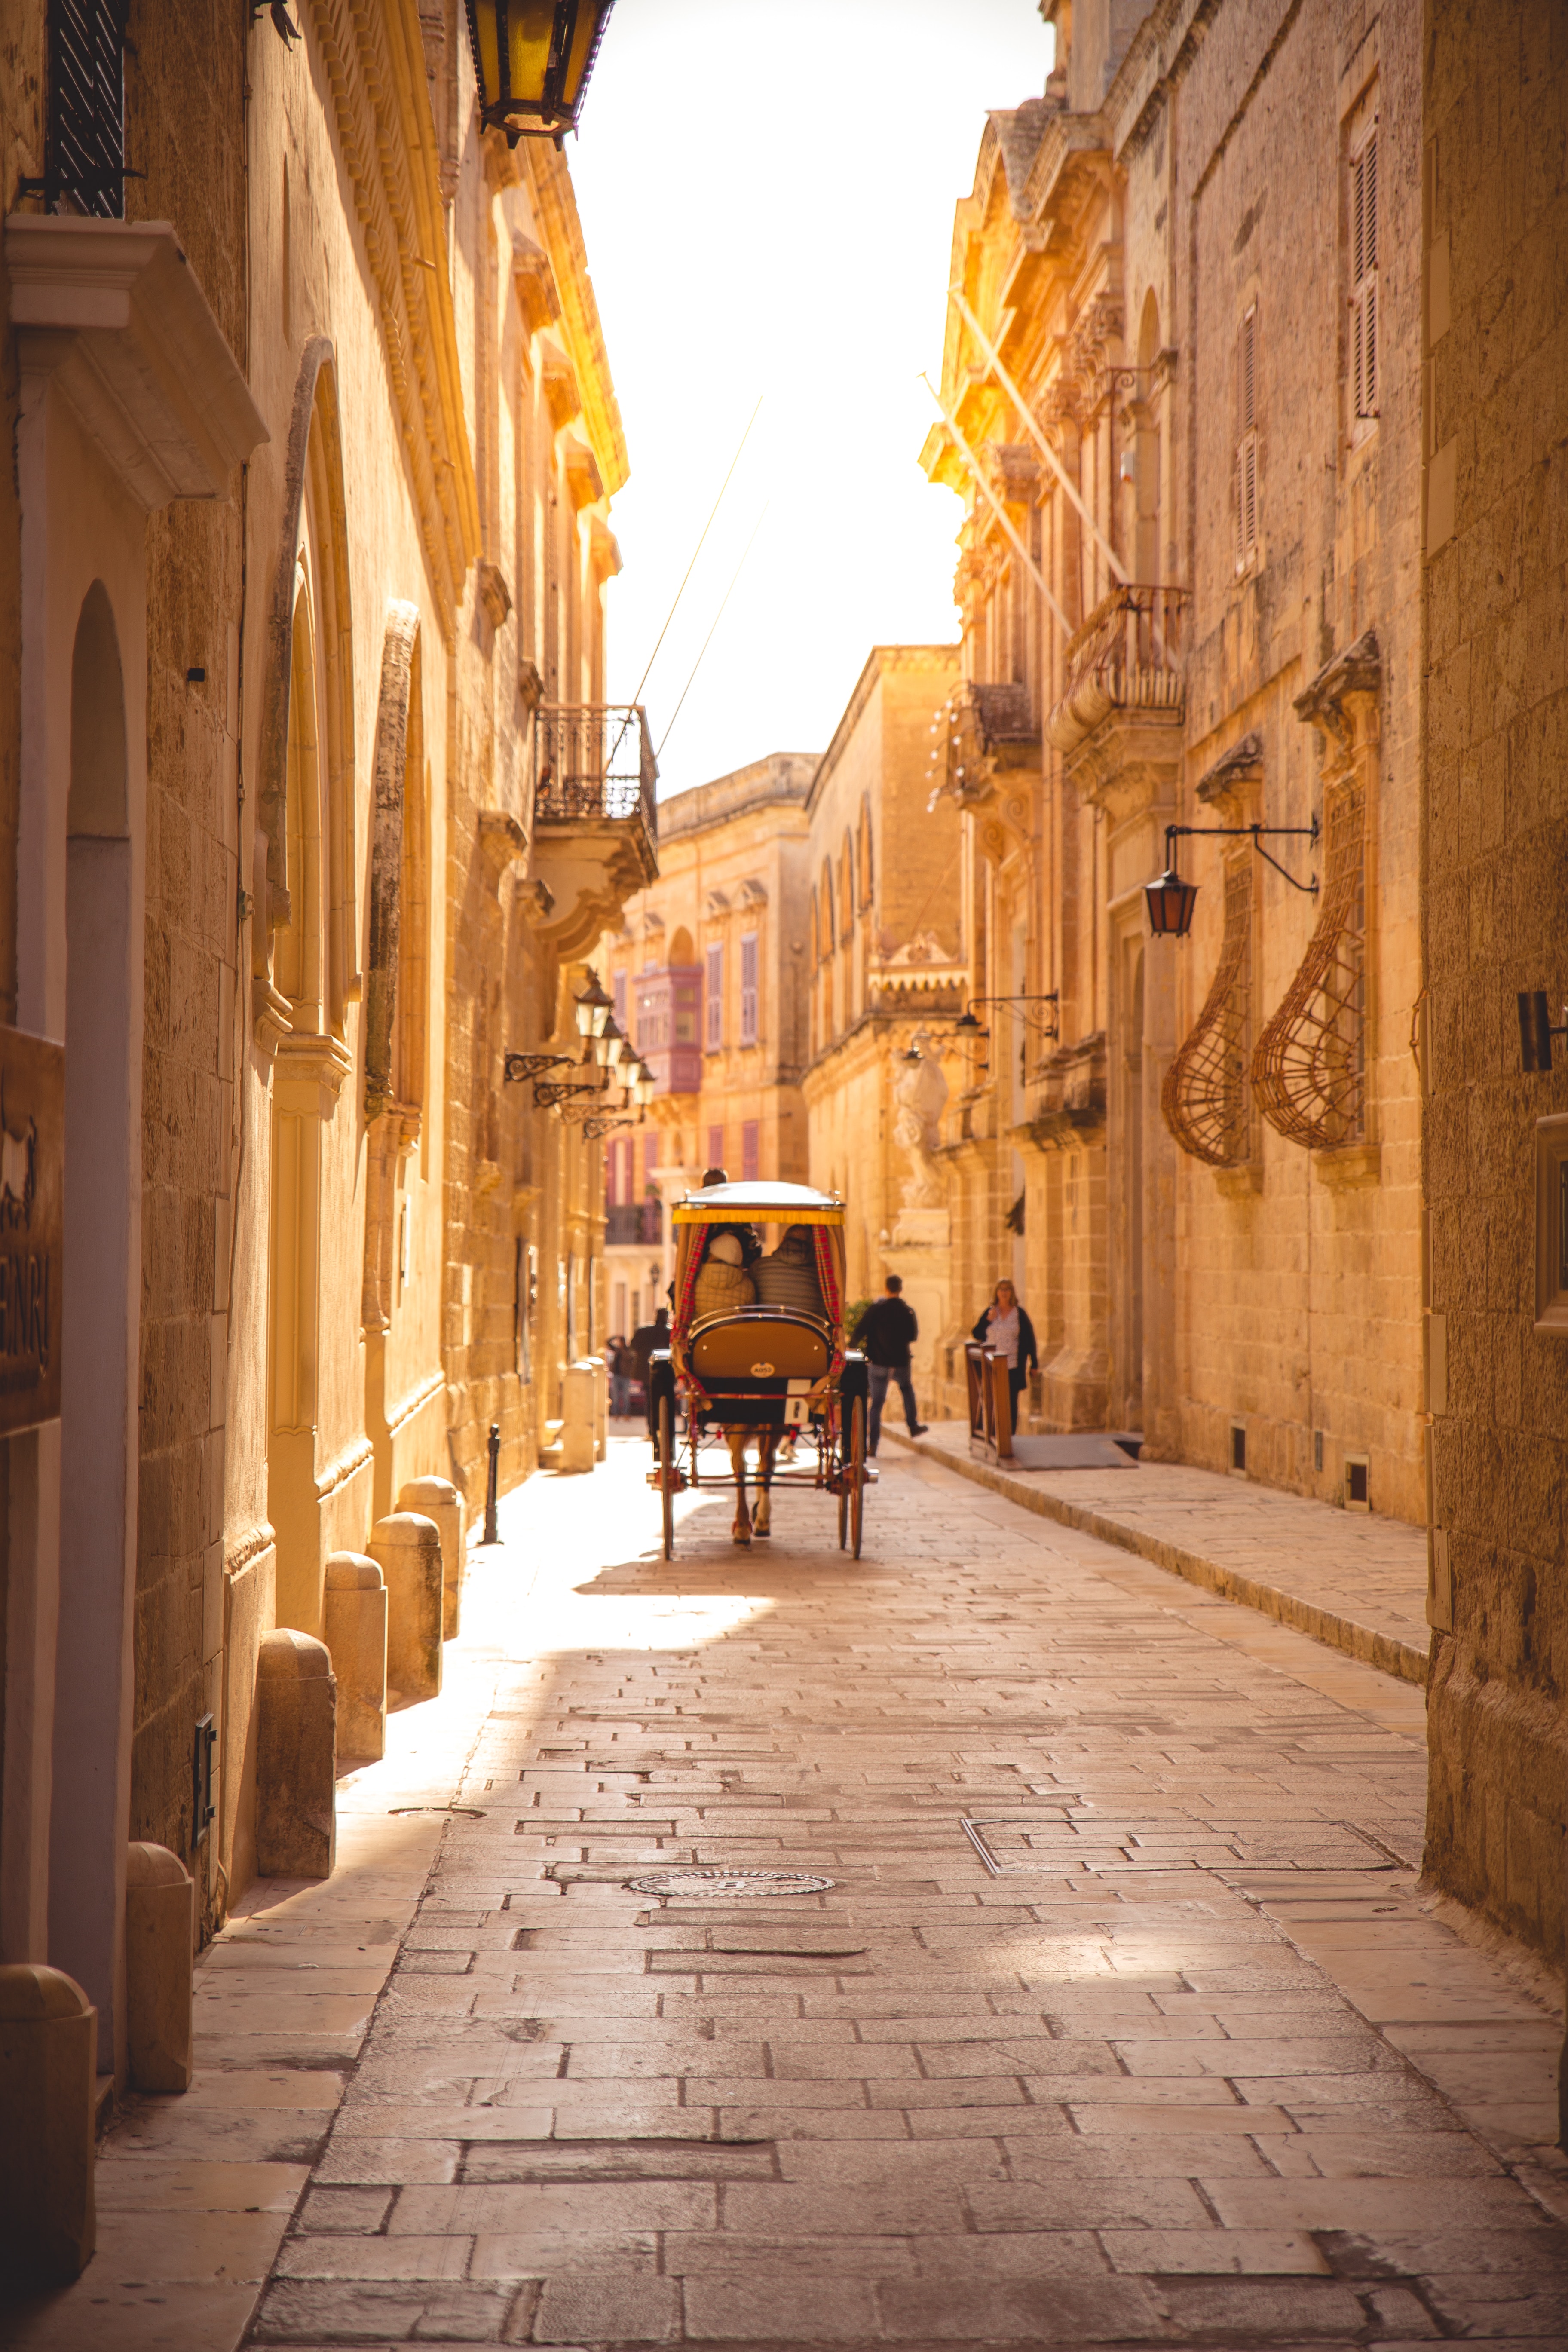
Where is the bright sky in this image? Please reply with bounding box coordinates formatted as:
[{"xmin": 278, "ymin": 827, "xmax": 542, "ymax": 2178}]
[{"xmin": 570, "ymin": 0, "xmax": 1053, "ymax": 800}]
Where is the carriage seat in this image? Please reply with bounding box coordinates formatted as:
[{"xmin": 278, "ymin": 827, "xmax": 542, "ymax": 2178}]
[{"xmin": 688, "ymin": 1306, "xmax": 833, "ymax": 1384}]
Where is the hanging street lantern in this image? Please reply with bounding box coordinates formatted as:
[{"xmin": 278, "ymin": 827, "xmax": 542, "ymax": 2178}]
[
  {"xmin": 464, "ymin": 0, "xmax": 614, "ymax": 146},
  {"xmin": 1144, "ymin": 863, "xmax": 1200, "ymax": 937},
  {"xmin": 573, "ymin": 970, "xmax": 613, "ymax": 1043}
]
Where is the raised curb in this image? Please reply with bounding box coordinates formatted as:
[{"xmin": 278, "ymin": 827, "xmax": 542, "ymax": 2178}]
[{"xmin": 883, "ymin": 1430, "xmax": 1431, "ymax": 1688}]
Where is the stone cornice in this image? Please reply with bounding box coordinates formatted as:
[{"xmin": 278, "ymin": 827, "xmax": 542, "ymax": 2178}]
[
  {"xmin": 305, "ymin": 0, "xmax": 480, "ymax": 642},
  {"xmin": 524, "ymin": 143, "xmax": 628, "ymax": 499},
  {"xmin": 5, "ymin": 217, "xmax": 268, "ymax": 509}
]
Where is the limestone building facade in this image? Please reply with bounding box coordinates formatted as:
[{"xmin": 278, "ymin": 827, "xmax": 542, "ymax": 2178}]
[
  {"xmin": 0, "ymin": 0, "xmax": 648, "ymax": 2178},
  {"xmin": 1419, "ymin": 0, "xmax": 1568, "ymax": 1962},
  {"xmin": 913, "ymin": 0, "xmax": 1426, "ymax": 1507},
  {"xmin": 598, "ymin": 753, "xmax": 815, "ymax": 1323},
  {"xmin": 800, "ymin": 646, "xmax": 964, "ymax": 1370}
]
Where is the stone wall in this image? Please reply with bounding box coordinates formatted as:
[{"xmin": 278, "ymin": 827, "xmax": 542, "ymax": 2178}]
[
  {"xmin": 126, "ymin": 0, "xmax": 248, "ymax": 1907},
  {"xmin": 1421, "ymin": 0, "xmax": 1568, "ymax": 1957}
]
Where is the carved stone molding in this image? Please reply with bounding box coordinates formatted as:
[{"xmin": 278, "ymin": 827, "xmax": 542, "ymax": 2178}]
[
  {"xmin": 510, "ymin": 230, "xmax": 561, "ymax": 335},
  {"xmin": 1294, "ymin": 629, "xmax": 1381, "ymax": 760},
  {"xmin": 478, "ymin": 561, "xmax": 513, "ymax": 630},
  {"xmin": 478, "ymin": 809, "xmax": 527, "ymax": 893},
  {"xmin": 1196, "ymin": 730, "xmax": 1265, "ymax": 812},
  {"xmin": 5, "ymin": 216, "xmax": 268, "ymax": 509}
]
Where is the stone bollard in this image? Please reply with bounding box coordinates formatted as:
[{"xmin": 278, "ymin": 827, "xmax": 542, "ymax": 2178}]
[
  {"xmin": 256, "ymin": 1629, "xmax": 337, "ymax": 1879},
  {"xmin": 125, "ymin": 1842, "xmax": 194, "ymax": 2093},
  {"xmin": 323, "ymin": 1553, "xmax": 388, "ymax": 1759},
  {"xmin": 0, "ymin": 1964, "xmax": 97, "ymax": 2283},
  {"xmin": 396, "ymin": 1476, "xmax": 466, "ymax": 1640},
  {"xmin": 560, "ymin": 1358, "xmax": 597, "ymax": 1473},
  {"xmin": 368, "ymin": 1513, "xmax": 444, "ymax": 1704}
]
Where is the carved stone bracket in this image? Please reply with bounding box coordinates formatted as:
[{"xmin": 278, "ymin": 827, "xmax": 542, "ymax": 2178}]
[
  {"xmin": 1196, "ymin": 731, "xmax": 1264, "ymax": 813},
  {"xmin": 1294, "ymin": 629, "xmax": 1381, "ymax": 762},
  {"xmin": 478, "ymin": 809, "xmax": 527, "ymax": 895}
]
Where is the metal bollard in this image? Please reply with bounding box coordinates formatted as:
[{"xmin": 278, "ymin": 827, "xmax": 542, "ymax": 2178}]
[{"xmin": 484, "ymin": 1421, "xmax": 500, "ymax": 1544}]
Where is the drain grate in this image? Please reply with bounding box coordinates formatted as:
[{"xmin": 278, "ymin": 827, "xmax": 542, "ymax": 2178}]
[
  {"xmin": 961, "ymin": 1816, "xmax": 1404, "ymax": 1876},
  {"xmin": 628, "ymin": 1867, "xmax": 836, "ymax": 1898}
]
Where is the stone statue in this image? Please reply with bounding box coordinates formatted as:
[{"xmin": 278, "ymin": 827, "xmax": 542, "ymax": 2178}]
[{"xmin": 892, "ymin": 1037, "xmax": 949, "ymax": 1210}]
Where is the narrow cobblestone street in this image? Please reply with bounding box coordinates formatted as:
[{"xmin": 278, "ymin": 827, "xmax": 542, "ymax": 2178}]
[{"xmin": 26, "ymin": 1438, "xmax": 1565, "ymax": 2351}]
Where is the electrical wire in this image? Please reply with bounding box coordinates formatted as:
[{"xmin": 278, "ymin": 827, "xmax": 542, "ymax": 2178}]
[
  {"xmin": 630, "ymin": 395, "xmax": 762, "ymax": 709},
  {"xmin": 655, "ymin": 504, "xmax": 769, "ymax": 763}
]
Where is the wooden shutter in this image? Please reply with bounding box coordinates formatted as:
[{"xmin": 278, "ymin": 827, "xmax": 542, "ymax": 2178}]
[
  {"xmin": 1234, "ymin": 308, "xmax": 1259, "ymax": 572},
  {"xmin": 740, "ymin": 932, "xmax": 759, "ymax": 1046},
  {"xmin": 704, "ymin": 943, "xmax": 723, "ymax": 1050},
  {"xmin": 1350, "ymin": 126, "xmax": 1379, "ymax": 422}
]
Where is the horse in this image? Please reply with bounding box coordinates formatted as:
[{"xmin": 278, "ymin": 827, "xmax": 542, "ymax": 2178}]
[{"xmin": 725, "ymin": 1424, "xmax": 778, "ymax": 1545}]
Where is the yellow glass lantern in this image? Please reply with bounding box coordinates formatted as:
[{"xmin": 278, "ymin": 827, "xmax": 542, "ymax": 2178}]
[{"xmin": 464, "ymin": 0, "xmax": 613, "ymax": 144}]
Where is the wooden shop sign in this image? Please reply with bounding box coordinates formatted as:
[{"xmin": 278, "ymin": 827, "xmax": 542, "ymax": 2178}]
[{"xmin": 0, "ymin": 1025, "xmax": 63, "ymax": 1432}]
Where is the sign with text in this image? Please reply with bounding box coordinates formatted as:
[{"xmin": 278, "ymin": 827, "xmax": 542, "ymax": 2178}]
[{"xmin": 0, "ymin": 1025, "xmax": 63, "ymax": 1433}]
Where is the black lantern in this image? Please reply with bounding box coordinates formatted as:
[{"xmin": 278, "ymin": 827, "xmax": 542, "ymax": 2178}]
[
  {"xmin": 573, "ymin": 971, "xmax": 613, "ymax": 1043},
  {"xmin": 1145, "ymin": 864, "xmax": 1199, "ymax": 938},
  {"xmin": 464, "ymin": 0, "xmax": 613, "ymax": 145}
]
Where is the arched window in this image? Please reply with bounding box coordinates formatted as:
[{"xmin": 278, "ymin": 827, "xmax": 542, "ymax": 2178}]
[
  {"xmin": 274, "ymin": 582, "xmax": 321, "ymax": 1014},
  {"xmin": 820, "ymin": 864, "xmax": 836, "ymax": 956},
  {"xmin": 858, "ymin": 797, "xmax": 873, "ymax": 911},
  {"xmin": 839, "ymin": 835, "xmax": 854, "ymax": 934}
]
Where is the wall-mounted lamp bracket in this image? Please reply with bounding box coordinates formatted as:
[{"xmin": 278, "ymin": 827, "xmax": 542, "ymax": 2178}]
[
  {"xmin": 533, "ymin": 1078, "xmax": 604, "ymax": 1112},
  {"xmin": 958, "ymin": 992, "xmax": 1060, "ymax": 1043},
  {"xmin": 1167, "ymin": 818, "xmax": 1320, "ymax": 895},
  {"xmin": 583, "ymin": 1115, "xmax": 637, "ymax": 1141},
  {"xmin": 1147, "ymin": 819, "xmax": 1319, "ymax": 938},
  {"xmin": 503, "ymin": 1051, "xmax": 576, "ymax": 1084}
]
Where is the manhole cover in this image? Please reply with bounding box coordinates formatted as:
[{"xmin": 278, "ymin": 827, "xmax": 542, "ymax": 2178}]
[{"xmin": 627, "ymin": 1867, "xmax": 836, "ymax": 1898}]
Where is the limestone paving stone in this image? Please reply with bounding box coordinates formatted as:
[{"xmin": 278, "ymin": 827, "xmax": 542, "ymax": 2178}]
[{"xmin": 200, "ymin": 1441, "xmax": 1568, "ymax": 2346}]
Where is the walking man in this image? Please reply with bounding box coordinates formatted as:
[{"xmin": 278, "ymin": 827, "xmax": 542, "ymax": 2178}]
[{"xmin": 854, "ymin": 1274, "xmax": 928, "ymax": 1455}]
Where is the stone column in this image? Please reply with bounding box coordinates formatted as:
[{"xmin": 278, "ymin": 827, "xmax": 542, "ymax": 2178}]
[
  {"xmin": 323, "ymin": 1553, "xmax": 388, "ymax": 1759},
  {"xmin": 0, "ymin": 1962, "xmax": 96, "ymax": 2283},
  {"xmin": 369, "ymin": 1514, "xmax": 444, "ymax": 1702},
  {"xmin": 255, "ymin": 1630, "xmax": 336, "ymax": 1880},
  {"xmin": 395, "ymin": 1476, "xmax": 465, "ymax": 1639},
  {"xmin": 559, "ymin": 1359, "xmax": 598, "ymax": 1473},
  {"xmin": 124, "ymin": 1841, "xmax": 193, "ymax": 2093}
]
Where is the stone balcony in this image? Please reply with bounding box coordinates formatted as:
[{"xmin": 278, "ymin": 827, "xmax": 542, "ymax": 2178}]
[
  {"xmin": 939, "ymin": 680, "xmax": 1041, "ymax": 813},
  {"xmin": 1045, "ymin": 585, "xmax": 1187, "ymax": 817},
  {"xmin": 530, "ymin": 703, "xmax": 659, "ymax": 958}
]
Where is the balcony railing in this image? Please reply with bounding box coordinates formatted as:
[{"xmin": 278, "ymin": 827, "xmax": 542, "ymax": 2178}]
[
  {"xmin": 1045, "ymin": 585, "xmax": 1187, "ymax": 755},
  {"xmin": 535, "ymin": 704, "xmax": 657, "ymax": 837},
  {"xmin": 606, "ymin": 1201, "xmax": 663, "ymax": 1246}
]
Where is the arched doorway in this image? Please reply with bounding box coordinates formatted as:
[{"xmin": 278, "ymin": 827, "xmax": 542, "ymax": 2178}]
[{"xmin": 48, "ymin": 579, "xmax": 138, "ymax": 2072}]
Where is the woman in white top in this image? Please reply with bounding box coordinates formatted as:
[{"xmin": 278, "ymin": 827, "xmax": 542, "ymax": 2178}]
[{"xmin": 971, "ymin": 1279, "xmax": 1039, "ymax": 1435}]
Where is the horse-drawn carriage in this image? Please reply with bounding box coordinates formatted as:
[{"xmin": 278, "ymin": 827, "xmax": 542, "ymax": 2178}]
[{"xmin": 645, "ymin": 1180, "xmax": 870, "ymax": 1557}]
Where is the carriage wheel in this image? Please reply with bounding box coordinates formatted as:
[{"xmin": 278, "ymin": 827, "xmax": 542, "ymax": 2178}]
[
  {"xmin": 847, "ymin": 1396, "xmax": 866, "ymax": 1559},
  {"xmin": 659, "ymin": 1393, "xmax": 675, "ymax": 1560}
]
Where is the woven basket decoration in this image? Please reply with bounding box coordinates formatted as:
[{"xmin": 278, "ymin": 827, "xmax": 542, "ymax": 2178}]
[
  {"xmin": 1252, "ymin": 781, "xmax": 1366, "ymax": 1150},
  {"xmin": 1161, "ymin": 858, "xmax": 1255, "ymax": 1167}
]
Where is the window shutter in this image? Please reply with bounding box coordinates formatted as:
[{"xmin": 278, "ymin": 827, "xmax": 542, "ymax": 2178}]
[
  {"xmin": 740, "ymin": 932, "xmax": 759, "ymax": 1046},
  {"xmin": 1240, "ymin": 307, "xmax": 1257, "ymax": 432},
  {"xmin": 1350, "ymin": 124, "xmax": 1379, "ymax": 424},
  {"xmin": 704, "ymin": 943, "xmax": 723, "ymax": 1050}
]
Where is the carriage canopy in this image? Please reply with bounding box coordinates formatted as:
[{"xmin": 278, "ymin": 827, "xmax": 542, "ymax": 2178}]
[{"xmin": 671, "ymin": 1182, "xmax": 847, "ymax": 1344}]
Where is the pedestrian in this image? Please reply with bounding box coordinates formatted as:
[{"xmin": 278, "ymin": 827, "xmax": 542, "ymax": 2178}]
[
  {"xmin": 852, "ymin": 1274, "xmax": 928, "ymax": 1455},
  {"xmin": 972, "ymin": 1279, "xmax": 1038, "ymax": 1436},
  {"xmin": 607, "ymin": 1333, "xmax": 632, "ymax": 1417},
  {"xmin": 630, "ymin": 1303, "xmax": 670, "ymax": 1387}
]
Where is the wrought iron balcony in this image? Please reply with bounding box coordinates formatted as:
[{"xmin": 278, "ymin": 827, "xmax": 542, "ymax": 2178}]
[
  {"xmin": 529, "ymin": 704, "xmax": 658, "ymax": 958},
  {"xmin": 536, "ymin": 704, "xmax": 657, "ymax": 832},
  {"xmin": 1045, "ymin": 585, "xmax": 1187, "ymax": 756},
  {"xmin": 606, "ymin": 1201, "xmax": 663, "ymax": 1247}
]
